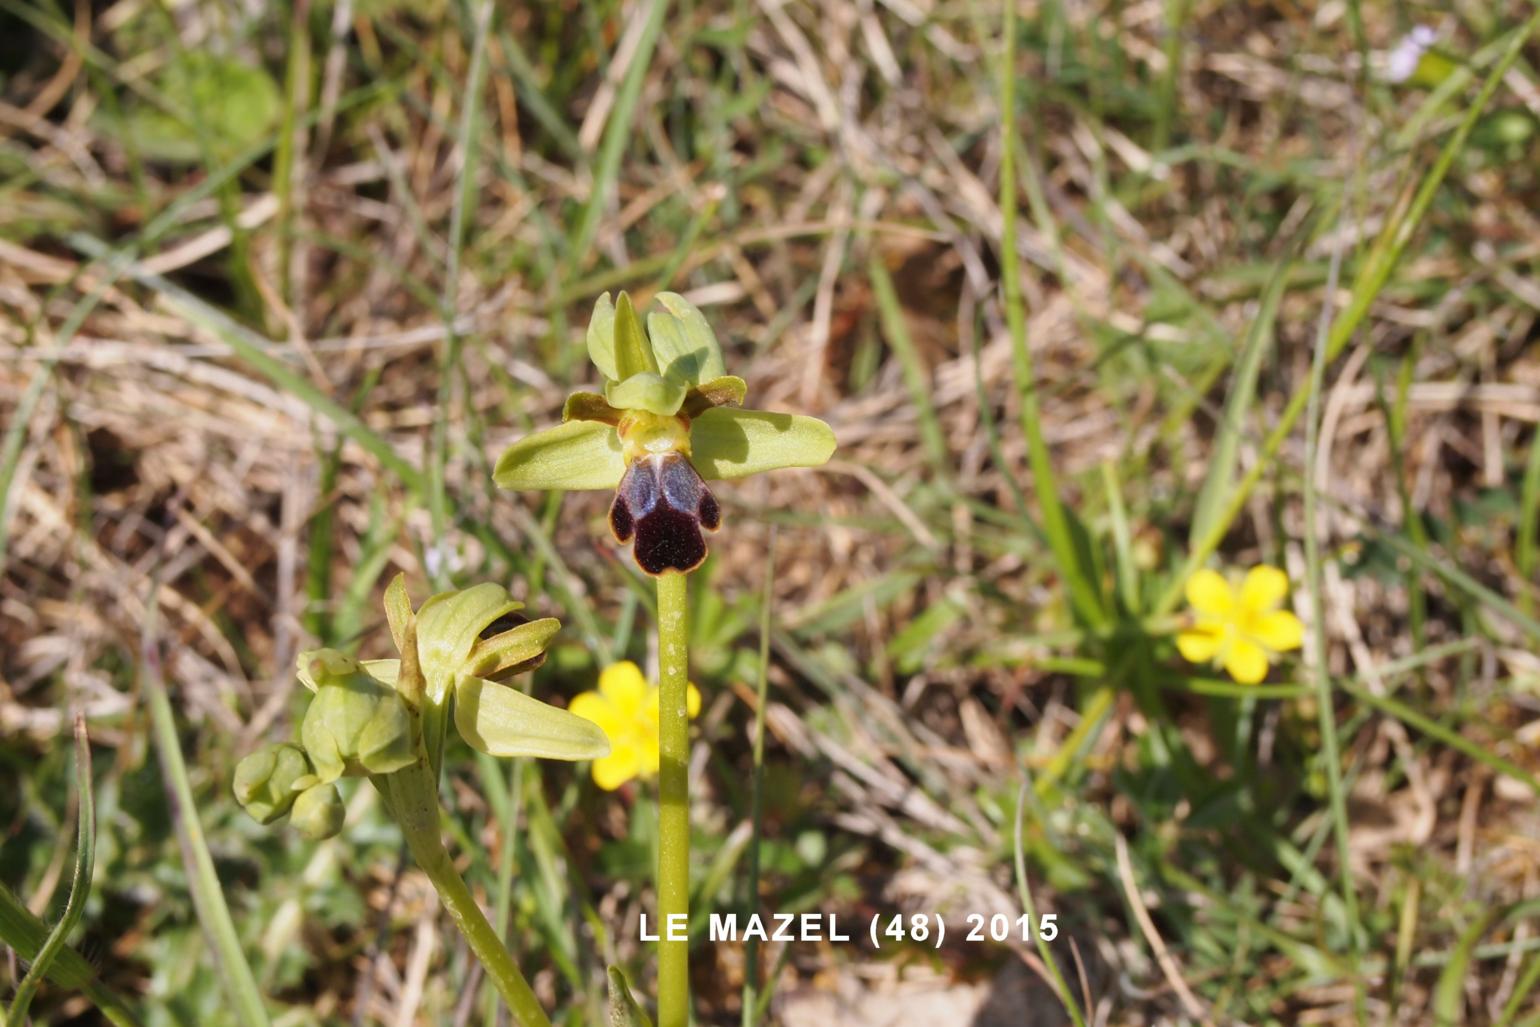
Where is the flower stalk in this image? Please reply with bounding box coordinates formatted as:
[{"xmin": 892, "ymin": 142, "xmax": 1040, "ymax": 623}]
[{"xmin": 655, "ymin": 569, "xmax": 691, "ymax": 1027}]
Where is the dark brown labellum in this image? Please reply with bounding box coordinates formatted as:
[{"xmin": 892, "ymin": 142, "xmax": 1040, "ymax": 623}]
[{"xmin": 608, "ymin": 453, "xmax": 721, "ymax": 575}]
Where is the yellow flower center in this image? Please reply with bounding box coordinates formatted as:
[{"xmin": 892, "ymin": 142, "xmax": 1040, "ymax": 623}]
[{"xmin": 617, "ymin": 409, "xmax": 691, "ymax": 465}]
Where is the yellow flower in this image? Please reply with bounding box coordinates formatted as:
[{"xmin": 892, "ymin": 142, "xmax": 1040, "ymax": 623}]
[
  {"xmin": 1176, "ymin": 565, "xmax": 1304, "ymax": 684},
  {"xmin": 569, "ymin": 661, "xmax": 701, "ymax": 790}
]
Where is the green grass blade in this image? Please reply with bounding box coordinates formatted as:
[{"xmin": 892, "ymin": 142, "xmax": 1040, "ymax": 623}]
[
  {"xmin": 569, "ymin": 0, "xmax": 672, "ymax": 263},
  {"xmin": 1000, "ymin": 0, "xmax": 1106, "ymax": 629},
  {"xmin": 7, "ymin": 717, "xmax": 97, "ymax": 1025},
  {"xmin": 1153, "ymin": 10, "xmax": 1540, "ymax": 617},
  {"xmin": 1189, "ymin": 256, "xmax": 1290, "ymax": 548},
  {"xmin": 867, "ymin": 253, "xmax": 951, "ymax": 480},
  {"xmin": 742, "ymin": 534, "xmax": 775, "ymax": 1027},
  {"xmin": 141, "ymin": 610, "xmax": 270, "ymax": 1027},
  {"xmin": 1301, "ymin": 239, "xmax": 1363, "ymax": 1002},
  {"xmin": 65, "ymin": 233, "xmax": 425, "ymax": 493}
]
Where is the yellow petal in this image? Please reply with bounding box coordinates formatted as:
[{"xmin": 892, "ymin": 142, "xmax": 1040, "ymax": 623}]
[
  {"xmin": 1223, "ymin": 638, "xmax": 1270, "ymax": 684},
  {"xmin": 599, "ymin": 661, "xmax": 648, "ymax": 713},
  {"xmin": 686, "ymin": 682, "xmax": 702, "ymax": 719},
  {"xmin": 1185, "ymin": 569, "xmax": 1235, "ymax": 617},
  {"xmin": 639, "ymin": 734, "xmax": 662, "ymax": 778},
  {"xmin": 1254, "ymin": 610, "xmax": 1304, "ymax": 653},
  {"xmin": 1176, "ymin": 627, "xmax": 1221, "ymax": 663},
  {"xmin": 569, "ymin": 690, "xmax": 624, "ymax": 738},
  {"xmin": 592, "ymin": 744, "xmax": 642, "ymax": 790},
  {"xmin": 1240, "ymin": 565, "xmax": 1290, "ymax": 613}
]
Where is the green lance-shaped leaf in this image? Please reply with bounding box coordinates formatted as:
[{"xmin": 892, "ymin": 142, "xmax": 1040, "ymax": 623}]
[
  {"xmin": 453, "ymin": 677, "xmax": 611, "ymax": 760},
  {"xmin": 614, "ymin": 292, "xmax": 659, "ymax": 379},
  {"xmin": 605, "ymin": 371, "xmax": 688, "ymax": 417},
  {"xmin": 688, "ymin": 406, "xmax": 837, "ymax": 480},
  {"xmin": 299, "ymin": 650, "xmax": 418, "ymax": 783},
  {"xmin": 494, "ymin": 420, "xmax": 626, "ymax": 491},
  {"xmin": 233, "ymin": 742, "xmax": 312, "ymax": 824},
  {"xmin": 648, "ymin": 292, "xmax": 725, "ymax": 386}
]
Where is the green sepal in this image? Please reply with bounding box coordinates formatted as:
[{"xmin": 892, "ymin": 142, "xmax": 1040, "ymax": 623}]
[
  {"xmin": 647, "ymin": 292, "xmax": 725, "ymax": 386},
  {"xmin": 415, "ymin": 583, "xmax": 525, "ymax": 706},
  {"xmin": 614, "ymin": 292, "xmax": 659, "ymax": 378},
  {"xmin": 453, "ymin": 677, "xmax": 611, "ymax": 760},
  {"xmin": 383, "ymin": 573, "xmax": 413, "ymax": 657},
  {"xmin": 688, "ymin": 406, "xmax": 837, "ymax": 480},
  {"xmin": 585, "ymin": 292, "xmax": 618, "ymax": 381},
  {"xmin": 290, "ymin": 782, "xmax": 345, "ymax": 840},
  {"xmin": 606, "ymin": 967, "xmax": 655, "ymax": 1027},
  {"xmin": 233, "ymin": 742, "xmax": 311, "ymax": 825},
  {"xmin": 465, "ymin": 616, "xmax": 561, "ymax": 681},
  {"xmin": 683, "ymin": 374, "xmax": 747, "ymax": 416},
  {"xmin": 605, "ymin": 372, "xmax": 687, "ymax": 417},
  {"xmin": 299, "ymin": 650, "xmax": 419, "ymax": 783},
  {"xmin": 494, "ymin": 420, "xmax": 626, "ymax": 491},
  {"xmin": 563, "ymin": 391, "xmax": 622, "ymax": 424}
]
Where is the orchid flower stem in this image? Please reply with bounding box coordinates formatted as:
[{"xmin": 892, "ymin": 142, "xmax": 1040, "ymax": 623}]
[
  {"xmin": 656, "ymin": 568, "xmax": 692, "ymax": 1027},
  {"xmin": 384, "ymin": 763, "xmax": 553, "ymax": 1027}
]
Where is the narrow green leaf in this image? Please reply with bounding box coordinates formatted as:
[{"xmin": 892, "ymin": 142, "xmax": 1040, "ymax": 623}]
[{"xmin": 1189, "ymin": 256, "xmax": 1290, "ymax": 547}]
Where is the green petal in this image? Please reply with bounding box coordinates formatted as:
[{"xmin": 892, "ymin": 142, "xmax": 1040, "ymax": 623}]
[
  {"xmin": 614, "ymin": 292, "xmax": 659, "ymax": 378},
  {"xmin": 494, "ymin": 420, "xmax": 625, "ymax": 491},
  {"xmin": 684, "ymin": 374, "xmax": 747, "ymax": 416},
  {"xmin": 648, "ymin": 292, "xmax": 725, "ymax": 386},
  {"xmin": 454, "ymin": 677, "xmax": 612, "ymax": 760},
  {"xmin": 605, "ymin": 372, "xmax": 687, "ymax": 417},
  {"xmin": 383, "ymin": 573, "xmax": 413, "ymax": 656},
  {"xmin": 689, "ymin": 406, "xmax": 837, "ymax": 480},
  {"xmin": 585, "ymin": 292, "xmax": 618, "ymax": 381},
  {"xmin": 563, "ymin": 391, "xmax": 622, "ymax": 424},
  {"xmin": 466, "ymin": 616, "xmax": 561, "ymax": 680}
]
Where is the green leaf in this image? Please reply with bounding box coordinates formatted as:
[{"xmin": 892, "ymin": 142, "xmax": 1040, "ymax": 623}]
[
  {"xmin": 648, "ymin": 292, "xmax": 725, "ymax": 386},
  {"xmin": 494, "ymin": 420, "xmax": 625, "ymax": 491},
  {"xmin": 607, "ymin": 967, "xmax": 655, "ymax": 1027},
  {"xmin": 689, "ymin": 406, "xmax": 837, "ymax": 480},
  {"xmin": 614, "ymin": 292, "xmax": 659, "ymax": 378},
  {"xmin": 586, "ymin": 293, "xmax": 618, "ymax": 380},
  {"xmin": 112, "ymin": 54, "xmax": 280, "ymax": 163},
  {"xmin": 605, "ymin": 372, "xmax": 687, "ymax": 416},
  {"xmin": 453, "ymin": 677, "xmax": 611, "ymax": 760}
]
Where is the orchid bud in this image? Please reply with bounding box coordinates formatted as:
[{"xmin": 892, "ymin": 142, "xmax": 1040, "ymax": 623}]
[
  {"xmin": 298, "ymin": 649, "xmax": 419, "ymax": 783},
  {"xmin": 233, "ymin": 742, "xmax": 311, "ymax": 824},
  {"xmin": 290, "ymin": 782, "xmax": 345, "ymax": 840}
]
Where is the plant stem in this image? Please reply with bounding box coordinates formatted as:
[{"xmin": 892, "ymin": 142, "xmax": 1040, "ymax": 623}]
[
  {"xmin": 656, "ymin": 569, "xmax": 691, "ymax": 1027},
  {"xmin": 385, "ymin": 763, "xmax": 553, "ymax": 1027}
]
